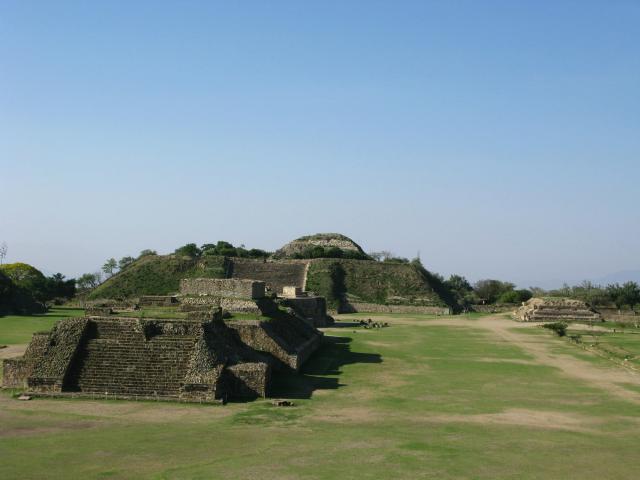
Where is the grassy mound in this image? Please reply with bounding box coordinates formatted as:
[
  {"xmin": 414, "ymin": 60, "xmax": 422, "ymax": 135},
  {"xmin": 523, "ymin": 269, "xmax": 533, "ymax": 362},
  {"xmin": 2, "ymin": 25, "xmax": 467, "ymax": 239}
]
[
  {"xmin": 87, "ymin": 255, "xmax": 226, "ymax": 300},
  {"xmin": 306, "ymin": 259, "xmax": 449, "ymax": 309},
  {"xmin": 273, "ymin": 232, "xmax": 369, "ymax": 260}
]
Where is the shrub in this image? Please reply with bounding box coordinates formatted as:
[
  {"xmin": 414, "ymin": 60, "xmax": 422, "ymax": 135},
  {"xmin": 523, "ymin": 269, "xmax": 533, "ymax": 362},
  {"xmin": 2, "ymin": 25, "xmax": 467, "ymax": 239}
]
[
  {"xmin": 174, "ymin": 243, "xmax": 201, "ymax": 258},
  {"xmin": 543, "ymin": 322, "xmax": 568, "ymax": 337},
  {"xmin": 497, "ymin": 289, "xmax": 533, "ymax": 304}
]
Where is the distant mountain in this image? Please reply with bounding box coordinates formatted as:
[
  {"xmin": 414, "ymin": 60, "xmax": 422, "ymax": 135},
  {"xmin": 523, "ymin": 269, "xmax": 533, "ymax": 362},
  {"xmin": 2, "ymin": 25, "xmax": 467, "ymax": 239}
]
[{"xmin": 593, "ymin": 270, "xmax": 640, "ymax": 285}]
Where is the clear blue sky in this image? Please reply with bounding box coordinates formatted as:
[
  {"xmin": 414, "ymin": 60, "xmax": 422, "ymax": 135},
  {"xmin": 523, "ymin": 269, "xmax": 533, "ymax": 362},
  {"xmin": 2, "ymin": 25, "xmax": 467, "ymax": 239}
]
[{"xmin": 1, "ymin": 1, "xmax": 638, "ymax": 288}]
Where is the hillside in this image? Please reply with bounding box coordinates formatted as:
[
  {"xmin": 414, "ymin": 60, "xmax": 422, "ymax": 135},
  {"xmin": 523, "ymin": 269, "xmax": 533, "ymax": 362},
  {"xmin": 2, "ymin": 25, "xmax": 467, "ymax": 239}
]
[
  {"xmin": 305, "ymin": 258, "xmax": 450, "ymax": 309},
  {"xmin": 87, "ymin": 255, "xmax": 226, "ymax": 300}
]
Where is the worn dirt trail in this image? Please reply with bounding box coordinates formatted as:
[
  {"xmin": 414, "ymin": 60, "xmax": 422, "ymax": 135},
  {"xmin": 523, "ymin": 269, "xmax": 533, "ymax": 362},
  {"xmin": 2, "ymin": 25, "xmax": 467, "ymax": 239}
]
[
  {"xmin": 428, "ymin": 314, "xmax": 640, "ymax": 405},
  {"xmin": 0, "ymin": 344, "xmax": 26, "ymax": 360}
]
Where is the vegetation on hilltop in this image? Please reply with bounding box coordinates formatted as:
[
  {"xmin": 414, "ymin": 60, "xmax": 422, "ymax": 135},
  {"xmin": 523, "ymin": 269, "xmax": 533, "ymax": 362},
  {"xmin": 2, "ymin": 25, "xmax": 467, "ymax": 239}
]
[
  {"xmin": 273, "ymin": 233, "xmax": 370, "ymax": 260},
  {"xmin": 175, "ymin": 241, "xmax": 270, "ymax": 259}
]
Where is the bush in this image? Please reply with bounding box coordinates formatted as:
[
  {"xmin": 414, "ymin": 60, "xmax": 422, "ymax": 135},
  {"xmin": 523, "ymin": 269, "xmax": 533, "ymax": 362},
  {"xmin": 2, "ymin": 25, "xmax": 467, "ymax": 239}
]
[
  {"xmin": 174, "ymin": 243, "xmax": 201, "ymax": 258},
  {"xmin": 543, "ymin": 322, "xmax": 568, "ymax": 337}
]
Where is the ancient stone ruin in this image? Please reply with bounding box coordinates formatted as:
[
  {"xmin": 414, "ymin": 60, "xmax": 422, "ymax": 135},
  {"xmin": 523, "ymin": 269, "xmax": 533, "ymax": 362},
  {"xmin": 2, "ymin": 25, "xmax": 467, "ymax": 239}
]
[
  {"xmin": 279, "ymin": 285, "xmax": 334, "ymax": 328},
  {"xmin": 179, "ymin": 278, "xmax": 333, "ymax": 327},
  {"xmin": 3, "ymin": 304, "xmax": 323, "ymax": 402},
  {"xmin": 228, "ymin": 257, "xmax": 308, "ymax": 294},
  {"xmin": 514, "ymin": 298, "xmax": 602, "ymax": 323}
]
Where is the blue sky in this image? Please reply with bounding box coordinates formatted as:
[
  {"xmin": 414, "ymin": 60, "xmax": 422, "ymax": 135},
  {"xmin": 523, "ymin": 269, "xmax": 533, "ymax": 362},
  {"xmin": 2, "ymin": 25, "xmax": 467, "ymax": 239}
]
[{"xmin": 1, "ymin": 1, "xmax": 638, "ymax": 288}]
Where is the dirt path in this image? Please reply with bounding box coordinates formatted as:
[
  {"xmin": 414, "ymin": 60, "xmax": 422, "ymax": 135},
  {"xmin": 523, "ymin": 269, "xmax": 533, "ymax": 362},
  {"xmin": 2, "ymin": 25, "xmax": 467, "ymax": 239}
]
[
  {"xmin": 435, "ymin": 315, "xmax": 640, "ymax": 405},
  {"xmin": 0, "ymin": 344, "xmax": 26, "ymax": 359}
]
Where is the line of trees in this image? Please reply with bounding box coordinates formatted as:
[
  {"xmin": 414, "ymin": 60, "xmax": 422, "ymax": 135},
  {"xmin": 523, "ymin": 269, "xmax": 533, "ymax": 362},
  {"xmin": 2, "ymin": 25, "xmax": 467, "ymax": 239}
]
[
  {"xmin": 540, "ymin": 281, "xmax": 640, "ymax": 311},
  {"xmin": 174, "ymin": 241, "xmax": 270, "ymax": 259}
]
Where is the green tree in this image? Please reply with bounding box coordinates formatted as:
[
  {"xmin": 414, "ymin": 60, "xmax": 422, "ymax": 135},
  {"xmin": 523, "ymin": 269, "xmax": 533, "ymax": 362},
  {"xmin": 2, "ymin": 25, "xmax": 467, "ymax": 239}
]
[
  {"xmin": 77, "ymin": 272, "xmax": 102, "ymax": 291},
  {"xmin": 175, "ymin": 243, "xmax": 201, "ymax": 258},
  {"xmin": 0, "ymin": 262, "xmax": 48, "ymax": 302},
  {"xmin": 44, "ymin": 273, "xmax": 76, "ymax": 300},
  {"xmin": 118, "ymin": 256, "xmax": 135, "ymax": 270},
  {"xmin": 473, "ymin": 279, "xmax": 516, "ymax": 304},
  {"xmin": 497, "ymin": 289, "xmax": 533, "ymax": 304},
  {"xmin": 139, "ymin": 249, "xmax": 157, "ymax": 258},
  {"xmin": 102, "ymin": 258, "xmax": 118, "ymax": 277}
]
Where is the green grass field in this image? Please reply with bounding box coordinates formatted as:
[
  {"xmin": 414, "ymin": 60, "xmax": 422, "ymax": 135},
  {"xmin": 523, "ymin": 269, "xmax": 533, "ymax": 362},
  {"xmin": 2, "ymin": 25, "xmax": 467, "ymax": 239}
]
[
  {"xmin": 0, "ymin": 307, "xmax": 85, "ymax": 345},
  {"xmin": 2, "ymin": 312, "xmax": 640, "ymax": 479}
]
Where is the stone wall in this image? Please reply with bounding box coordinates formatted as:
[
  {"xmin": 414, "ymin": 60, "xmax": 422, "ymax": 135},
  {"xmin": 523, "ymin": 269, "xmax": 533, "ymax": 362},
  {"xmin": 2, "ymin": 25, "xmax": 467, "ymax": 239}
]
[
  {"xmin": 225, "ymin": 315, "xmax": 322, "ymax": 371},
  {"xmin": 2, "ymin": 359, "xmax": 30, "ymax": 388},
  {"xmin": 180, "ymin": 278, "xmax": 265, "ymax": 299},
  {"xmin": 28, "ymin": 318, "xmax": 90, "ymax": 392},
  {"xmin": 3, "ymin": 332, "xmax": 52, "ymax": 387},
  {"xmin": 225, "ymin": 363, "xmax": 270, "ymax": 398},
  {"xmin": 228, "ymin": 258, "xmax": 307, "ymax": 293},
  {"xmin": 343, "ymin": 302, "xmax": 451, "ymax": 315},
  {"xmin": 180, "ymin": 297, "xmax": 279, "ymax": 316}
]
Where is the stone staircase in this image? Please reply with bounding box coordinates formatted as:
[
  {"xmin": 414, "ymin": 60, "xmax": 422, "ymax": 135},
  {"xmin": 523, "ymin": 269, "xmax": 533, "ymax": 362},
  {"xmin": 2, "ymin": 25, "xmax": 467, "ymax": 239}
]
[{"xmin": 66, "ymin": 319, "xmax": 197, "ymax": 397}]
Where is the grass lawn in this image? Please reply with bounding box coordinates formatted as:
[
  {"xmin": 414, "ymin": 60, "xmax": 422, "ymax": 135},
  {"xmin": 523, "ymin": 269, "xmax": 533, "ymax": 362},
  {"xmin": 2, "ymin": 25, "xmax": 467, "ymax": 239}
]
[
  {"xmin": 0, "ymin": 307, "xmax": 84, "ymax": 345},
  {"xmin": 1, "ymin": 312, "xmax": 640, "ymax": 479}
]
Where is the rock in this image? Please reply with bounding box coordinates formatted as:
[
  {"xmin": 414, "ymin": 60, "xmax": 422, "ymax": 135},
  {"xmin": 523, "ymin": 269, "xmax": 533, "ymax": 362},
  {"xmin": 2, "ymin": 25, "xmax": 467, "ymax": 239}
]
[{"xmin": 17, "ymin": 394, "xmax": 32, "ymax": 401}]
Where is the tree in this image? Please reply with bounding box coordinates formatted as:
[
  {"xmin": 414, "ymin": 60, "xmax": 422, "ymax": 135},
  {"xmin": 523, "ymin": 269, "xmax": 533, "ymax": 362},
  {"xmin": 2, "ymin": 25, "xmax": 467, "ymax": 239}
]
[
  {"xmin": 473, "ymin": 279, "xmax": 516, "ymax": 304},
  {"xmin": 497, "ymin": 289, "xmax": 533, "ymax": 304},
  {"xmin": 77, "ymin": 272, "xmax": 102, "ymax": 291},
  {"xmin": 102, "ymin": 258, "xmax": 118, "ymax": 277},
  {"xmin": 44, "ymin": 273, "xmax": 76, "ymax": 300},
  {"xmin": 0, "ymin": 242, "xmax": 7, "ymax": 265},
  {"xmin": 446, "ymin": 275, "xmax": 473, "ymax": 293},
  {"xmin": 175, "ymin": 243, "xmax": 201, "ymax": 258},
  {"xmin": 0, "ymin": 262, "xmax": 48, "ymax": 302},
  {"xmin": 118, "ymin": 256, "xmax": 135, "ymax": 270},
  {"xmin": 139, "ymin": 249, "xmax": 157, "ymax": 258}
]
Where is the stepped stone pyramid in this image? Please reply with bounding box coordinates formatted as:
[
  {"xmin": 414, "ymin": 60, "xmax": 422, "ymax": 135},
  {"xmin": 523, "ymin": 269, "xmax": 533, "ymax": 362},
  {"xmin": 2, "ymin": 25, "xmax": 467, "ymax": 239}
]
[
  {"xmin": 514, "ymin": 298, "xmax": 602, "ymax": 323},
  {"xmin": 3, "ymin": 308, "xmax": 322, "ymax": 402}
]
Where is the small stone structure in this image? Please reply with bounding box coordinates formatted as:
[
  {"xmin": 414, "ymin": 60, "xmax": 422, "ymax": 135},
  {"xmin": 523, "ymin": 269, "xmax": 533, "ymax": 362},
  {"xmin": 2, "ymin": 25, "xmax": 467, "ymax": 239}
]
[
  {"xmin": 3, "ymin": 308, "xmax": 323, "ymax": 402},
  {"xmin": 514, "ymin": 298, "xmax": 602, "ymax": 323},
  {"xmin": 179, "ymin": 278, "xmax": 272, "ymax": 315}
]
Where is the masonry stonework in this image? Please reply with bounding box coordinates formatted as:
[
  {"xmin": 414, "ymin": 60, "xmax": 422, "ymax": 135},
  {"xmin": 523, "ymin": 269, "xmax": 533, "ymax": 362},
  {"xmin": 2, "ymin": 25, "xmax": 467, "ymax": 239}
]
[{"xmin": 180, "ymin": 278, "xmax": 265, "ymax": 299}]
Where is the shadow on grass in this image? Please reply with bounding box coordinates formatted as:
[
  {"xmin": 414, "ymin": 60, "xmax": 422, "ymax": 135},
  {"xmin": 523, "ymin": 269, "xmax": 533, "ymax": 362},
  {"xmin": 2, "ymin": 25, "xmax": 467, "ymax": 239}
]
[{"xmin": 269, "ymin": 335, "xmax": 382, "ymax": 399}]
